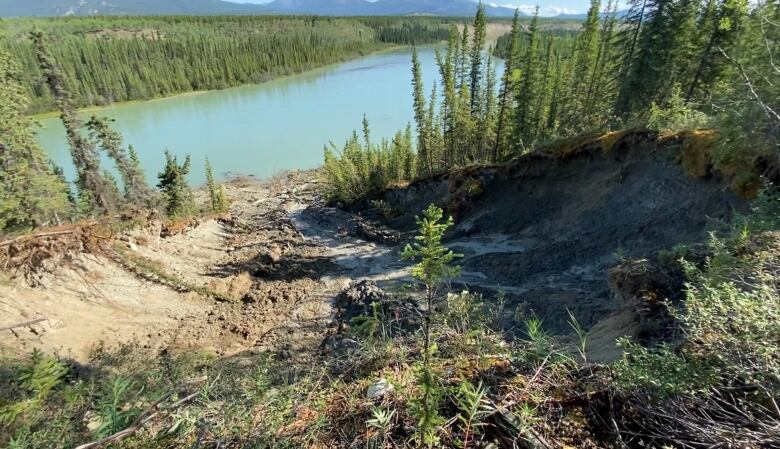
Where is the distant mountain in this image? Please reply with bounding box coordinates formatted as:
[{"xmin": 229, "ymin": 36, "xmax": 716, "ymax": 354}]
[
  {"xmin": 0, "ymin": 0, "xmax": 523, "ymax": 18},
  {"xmin": 552, "ymin": 9, "xmax": 629, "ymax": 20},
  {"xmin": 261, "ymin": 0, "xmax": 521, "ymax": 17},
  {"xmin": 0, "ymin": 0, "xmax": 260, "ymax": 17}
]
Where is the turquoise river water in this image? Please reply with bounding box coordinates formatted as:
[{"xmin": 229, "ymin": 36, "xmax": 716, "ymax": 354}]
[{"xmin": 35, "ymin": 46, "xmax": 503, "ymax": 186}]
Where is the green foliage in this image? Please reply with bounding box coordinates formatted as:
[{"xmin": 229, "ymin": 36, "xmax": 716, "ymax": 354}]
[
  {"xmin": 0, "ymin": 35, "xmax": 71, "ymax": 233},
  {"xmin": 402, "ymin": 204, "xmax": 462, "ymax": 290},
  {"xmin": 402, "ymin": 204, "xmax": 461, "ymax": 448},
  {"xmin": 94, "ymin": 377, "xmax": 143, "ymax": 438},
  {"xmin": 366, "ymin": 407, "xmax": 395, "ymax": 448},
  {"xmin": 157, "ymin": 150, "xmax": 194, "ymax": 218},
  {"xmin": 32, "ymin": 29, "xmax": 118, "ymax": 215},
  {"xmin": 616, "ymin": 190, "xmax": 780, "ymax": 397},
  {"xmin": 613, "ymin": 340, "xmax": 717, "ymax": 396},
  {"xmin": 205, "ymin": 157, "xmax": 229, "ymax": 214},
  {"xmin": 408, "ymin": 363, "xmax": 445, "ymax": 448},
  {"xmin": 86, "ymin": 116, "xmax": 154, "ymax": 207},
  {"xmin": 5, "ymin": 16, "xmax": 450, "ymax": 114},
  {"xmin": 17, "ymin": 350, "xmax": 68, "ymax": 399},
  {"xmin": 454, "ymin": 381, "xmax": 492, "ymax": 449},
  {"xmin": 646, "ymin": 85, "xmax": 711, "ymax": 130},
  {"xmin": 711, "ymin": 1, "xmax": 779, "ymax": 175},
  {"xmin": 321, "ymin": 119, "xmax": 415, "ymax": 204}
]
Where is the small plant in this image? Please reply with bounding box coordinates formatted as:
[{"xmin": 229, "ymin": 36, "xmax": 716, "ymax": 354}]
[
  {"xmin": 18, "ymin": 349, "xmax": 68, "ymax": 399},
  {"xmin": 454, "ymin": 381, "xmax": 492, "ymax": 449},
  {"xmin": 370, "ymin": 199, "xmax": 397, "ymax": 220},
  {"xmin": 95, "ymin": 377, "xmax": 143, "ymax": 438},
  {"xmin": 445, "ymin": 290, "xmax": 483, "ymax": 335},
  {"xmin": 205, "ymin": 157, "xmax": 229, "ymax": 214},
  {"xmin": 646, "ymin": 85, "xmax": 711, "ymax": 130},
  {"xmin": 521, "ymin": 316, "xmax": 554, "ymax": 363},
  {"xmin": 366, "ymin": 407, "xmax": 396, "ymax": 448},
  {"xmin": 567, "ymin": 309, "xmax": 589, "ymax": 365},
  {"xmin": 402, "ymin": 204, "xmax": 462, "ymax": 447}
]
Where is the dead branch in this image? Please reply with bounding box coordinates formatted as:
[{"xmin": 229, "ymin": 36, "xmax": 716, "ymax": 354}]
[
  {"xmin": 73, "ymin": 391, "xmax": 200, "ymax": 449},
  {"xmin": 0, "ymin": 317, "xmax": 47, "ymax": 332},
  {"xmin": 0, "ymin": 230, "xmax": 80, "ymax": 247},
  {"xmin": 718, "ymin": 47, "xmax": 780, "ymax": 125}
]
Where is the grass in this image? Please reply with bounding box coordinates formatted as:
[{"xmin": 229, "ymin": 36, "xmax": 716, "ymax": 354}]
[{"xmin": 109, "ymin": 242, "xmax": 235, "ymax": 302}]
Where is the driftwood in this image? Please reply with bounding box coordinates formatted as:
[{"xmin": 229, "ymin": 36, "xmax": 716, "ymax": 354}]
[
  {"xmin": 0, "ymin": 317, "xmax": 47, "ymax": 332},
  {"xmin": 73, "ymin": 391, "xmax": 200, "ymax": 449}
]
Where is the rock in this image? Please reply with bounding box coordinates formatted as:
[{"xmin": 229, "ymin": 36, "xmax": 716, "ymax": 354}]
[
  {"xmin": 207, "ymin": 272, "xmax": 254, "ymax": 302},
  {"xmin": 83, "ymin": 411, "xmax": 101, "ymax": 431},
  {"xmin": 338, "ymin": 280, "xmax": 388, "ymax": 311},
  {"xmin": 350, "ymin": 216, "xmax": 401, "ymax": 245},
  {"xmin": 367, "ymin": 378, "xmax": 394, "ymax": 399},
  {"xmin": 267, "ymin": 244, "xmax": 283, "ymax": 263}
]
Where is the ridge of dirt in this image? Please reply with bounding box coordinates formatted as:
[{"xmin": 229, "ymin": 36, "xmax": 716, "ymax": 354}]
[
  {"xmin": 0, "ymin": 131, "xmax": 752, "ymax": 365},
  {"xmin": 0, "ymin": 173, "xmax": 373, "ymax": 363},
  {"xmin": 353, "ymin": 131, "xmax": 748, "ymax": 360}
]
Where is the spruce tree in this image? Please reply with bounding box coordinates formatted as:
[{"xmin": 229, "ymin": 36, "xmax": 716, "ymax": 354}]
[
  {"xmin": 86, "ymin": 116, "xmax": 153, "ymax": 207},
  {"xmin": 515, "ymin": 8, "xmax": 541, "ymax": 149},
  {"xmin": 614, "ymin": 0, "xmax": 650, "ymax": 115},
  {"xmin": 0, "ymin": 37, "xmax": 70, "ymax": 232},
  {"xmin": 686, "ymin": 0, "xmax": 748, "ymax": 102},
  {"xmin": 401, "ymin": 204, "xmax": 461, "ymax": 448},
  {"xmin": 157, "ymin": 151, "xmax": 194, "ymax": 218},
  {"xmin": 458, "ymin": 26, "xmax": 470, "ymax": 90},
  {"xmin": 412, "ymin": 48, "xmax": 431, "ymax": 176},
  {"xmin": 469, "ymin": 3, "xmax": 487, "ymax": 115},
  {"xmin": 31, "ymin": 30, "xmax": 116, "ymax": 215},
  {"xmin": 494, "ymin": 9, "xmax": 521, "ymax": 162},
  {"xmin": 568, "ymin": 0, "xmax": 602, "ymax": 127},
  {"xmin": 205, "ymin": 157, "xmax": 229, "ymax": 214}
]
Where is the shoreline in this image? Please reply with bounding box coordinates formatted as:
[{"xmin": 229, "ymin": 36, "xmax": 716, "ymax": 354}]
[{"xmin": 29, "ymin": 43, "xmax": 421, "ymax": 121}]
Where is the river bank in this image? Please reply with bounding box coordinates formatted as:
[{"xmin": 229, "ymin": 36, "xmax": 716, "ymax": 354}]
[
  {"xmin": 29, "ymin": 44, "xmax": 416, "ymax": 121},
  {"xmin": 35, "ymin": 45, "xmax": 497, "ymax": 186}
]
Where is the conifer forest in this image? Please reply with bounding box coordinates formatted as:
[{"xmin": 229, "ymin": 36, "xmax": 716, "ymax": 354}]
[{"xmin": 1, "ymin": 1, "xmax": 779, "ymax": 449}]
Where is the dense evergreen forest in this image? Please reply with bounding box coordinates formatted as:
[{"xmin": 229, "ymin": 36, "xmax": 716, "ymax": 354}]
[
  {"xmin": 323, "ymin": 0, "xmax": 779, "ymax": 204},
  {"xmin": 2, "ymin": 15, "xmax": 453, "ymax": 114}
]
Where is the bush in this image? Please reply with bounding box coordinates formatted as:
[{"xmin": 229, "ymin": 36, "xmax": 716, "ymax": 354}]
[{"xmin": 646, "ymin": 86, "xmax": 711, "ymax": 131}]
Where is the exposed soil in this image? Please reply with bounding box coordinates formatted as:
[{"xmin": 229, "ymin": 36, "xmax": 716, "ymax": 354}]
[
  {"xmin": 356, "ymin": 131, "xmax": 747, "ymax": 360},
  {"xmin": 0, "ymin": 132, "xmax": 748, "ymax": 364}
]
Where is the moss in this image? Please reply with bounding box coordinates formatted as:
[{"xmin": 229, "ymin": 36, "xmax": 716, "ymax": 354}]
[
  {"xmin": 658, "ymin": 129, "xmax": 761, "ymax": 199},
  {"xmin": 673, "ymin": 129, "xmax": 717, "ymax": 179},
  {"xmin": 540, "ymin": 128, "xmax": 641, "ymax": 158}
]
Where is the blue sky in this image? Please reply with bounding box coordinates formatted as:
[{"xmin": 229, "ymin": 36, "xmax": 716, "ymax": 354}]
[{"xmin": 225, "ymin": 0, "xmax": 598, "ymax": 15}]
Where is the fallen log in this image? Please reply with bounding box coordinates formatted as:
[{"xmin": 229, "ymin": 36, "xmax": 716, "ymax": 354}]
[
  {"xmin": 0, "ymin": 230, "xmax": 78, "ymax": 247},
  {"xmin": 0, "ymin": 317, "xmax": 47, "ymax": 332}
]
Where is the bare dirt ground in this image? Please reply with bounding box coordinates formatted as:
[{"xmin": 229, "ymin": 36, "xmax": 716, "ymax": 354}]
[
  {"xmin": 0, "ymin": 171, "xmax": 401, "ymax": 364},
  {"xmin": 0, "ymin": 134, "xmax": 748, "ymax": 365}
]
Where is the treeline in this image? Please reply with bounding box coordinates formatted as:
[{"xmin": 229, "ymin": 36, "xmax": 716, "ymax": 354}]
[
  {"xmin": 3, "ymin": 15, "xmax": 451, "ymax": 114},
  {"xmin": 0, "ymin": 31, "xmax": 230, "ymax": 234},
  {"xmin": 324, "ymin": 0, "xmax": 779, "ymax": 203}
]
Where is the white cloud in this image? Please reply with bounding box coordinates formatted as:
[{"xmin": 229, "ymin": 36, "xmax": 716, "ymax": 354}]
[{"xmin": 489, "ymin": 3, "xmax": 582, "ymax": 16}]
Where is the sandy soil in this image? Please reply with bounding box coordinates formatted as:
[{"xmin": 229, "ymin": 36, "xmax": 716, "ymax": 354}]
[
  {"xmin": 0, "ymin": 172, "xmax": 369, "ymax": 363},
  {"xmin": 0, "ymin": 136, "xmax": 747, "ymax": 364}
]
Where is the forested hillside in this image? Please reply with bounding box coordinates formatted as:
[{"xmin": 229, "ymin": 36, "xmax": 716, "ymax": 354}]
[
  {"xmin": 323, "ymin": 0, "xmax": 777, "ymax": 204},
  {"xmin": 2, "ymin": 16, "xmax": 452, "ymax": 113},
  {"xmin": 1, "ymin": 0, "xmax": 779, "ymax": 448}
]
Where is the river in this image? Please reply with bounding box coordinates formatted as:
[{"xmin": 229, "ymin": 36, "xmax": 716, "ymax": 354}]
[{"xmin": 35, "ymin": 46, "xmax": 504, "ymax": 186}]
